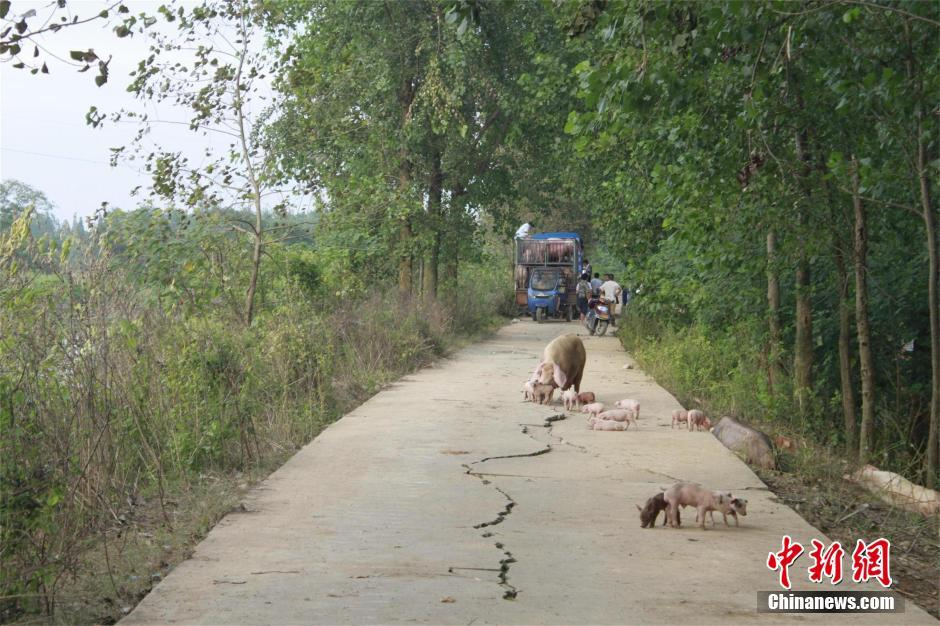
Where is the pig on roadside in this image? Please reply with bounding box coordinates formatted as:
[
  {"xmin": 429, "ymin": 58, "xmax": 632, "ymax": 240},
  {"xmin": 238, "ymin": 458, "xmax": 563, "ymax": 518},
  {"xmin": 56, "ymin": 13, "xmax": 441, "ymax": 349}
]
[
  {"xmin": 663, "ymin": 482, "xmax": 735, "ymax": 530},
  {"xmin": 671, "ymin": 409, "xmax": 688, "ymax": 429},
  {"xmin": 533, "ymin": 383, "xmax": 555, "ymax": 405},
  {"xmin": 687, "ymin": 409, "xmax": 710, "ymax": 431},
  {"xmin": 577, "ymin": 391, "xmax": 596, "ymax": 405},
  {"xmin": 636, "ymin": 492, "xmax": 680, "ymax": 528},
  {"xmin": 596, "ymin": 409, "xmax": 637, "ymax": 429},
  {"xmin": 590, "ymin": 418, "xmax": 628, "ymax": 432},
  {"xmin": 614, "ymin": 399, "xmax": 640, "ymax": 419},
  {"xmin": 562, "ymin": 388, "xmax": 579, "ymax": 411},
  {"xmin": 581, "ymin": 402, "xmax": 605, "ymax": 417}
]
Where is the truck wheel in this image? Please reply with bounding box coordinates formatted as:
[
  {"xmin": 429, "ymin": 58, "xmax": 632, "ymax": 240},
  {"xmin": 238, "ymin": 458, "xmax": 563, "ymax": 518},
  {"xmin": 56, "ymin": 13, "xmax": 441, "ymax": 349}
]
[
  {"xmin": 536, "ymin": 307, "xmax": 545, "ymax": 324},
  {"xmin": 597, "ymin": 321, "xmax": 609, "ymax": 336}
]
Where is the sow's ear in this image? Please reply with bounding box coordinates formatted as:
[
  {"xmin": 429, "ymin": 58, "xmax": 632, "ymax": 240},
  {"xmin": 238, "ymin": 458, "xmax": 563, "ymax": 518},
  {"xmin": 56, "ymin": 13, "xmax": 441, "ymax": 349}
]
[{"xmin": 553, "ymin": 363, "xmax": 567, "ymax": 389}]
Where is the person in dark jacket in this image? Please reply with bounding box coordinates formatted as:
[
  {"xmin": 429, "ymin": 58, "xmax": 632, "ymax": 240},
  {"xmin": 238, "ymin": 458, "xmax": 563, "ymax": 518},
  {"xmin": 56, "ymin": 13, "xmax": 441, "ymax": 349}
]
[{"xmin": 576, "ymin": 273, "xmax": 591, "ymax": 321}]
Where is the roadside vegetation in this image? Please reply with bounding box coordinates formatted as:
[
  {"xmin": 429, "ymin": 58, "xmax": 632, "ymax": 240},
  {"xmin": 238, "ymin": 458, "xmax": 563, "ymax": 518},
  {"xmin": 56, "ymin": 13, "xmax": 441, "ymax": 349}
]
[
  {"xmin": 0, "ymin": 189, "xmax": 509, "ymax": 623},
  {"xmin": 1, "ymin": 0, "xmax": 937, "ymax": 622}
]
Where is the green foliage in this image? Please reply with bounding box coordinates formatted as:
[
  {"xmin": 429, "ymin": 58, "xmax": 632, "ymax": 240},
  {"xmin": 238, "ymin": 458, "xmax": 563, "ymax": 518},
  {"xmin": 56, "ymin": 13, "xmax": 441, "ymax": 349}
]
[
  {"xmin": 0, "ymin": 202, "xmax": 503, "ymax": 621},
  {"xmin": 561, "ymin": 0, "xmax": 938, "ymax": 480}
]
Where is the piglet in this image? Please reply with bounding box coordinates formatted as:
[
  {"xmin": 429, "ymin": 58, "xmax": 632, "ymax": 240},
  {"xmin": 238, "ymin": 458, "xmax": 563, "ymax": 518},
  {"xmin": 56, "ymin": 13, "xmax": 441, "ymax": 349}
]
[
  {"xmin": 562, "ymin": 388, "xmax": 579, "ymax": 411},
  {"xmin": 614, "ymin": 399, "xmax": 640, "ymax": 419},
  {"xmin": 671, "ymin": 409, "xmax": 688, "ymax": 429},
  {"xmin": 708, "ymin": 497, "xmax": 748, "ymax": 527},
  {"xmin": 577, "ymin": 391, "xmax": 596, "ymax": 404},
  {"xmin": 663, "ymin": 482, "xmax": 735, "ymax": 530},
  {"xmin": 523, "ymin": 380, "xmax": 536, "ymax": 402},
  {"xmin": 533, "ymin": 383, "xmax": 555, "ymax": 405},
  {"xmin": 590, "ymin": 418, "xmax": 628, "ymax": 431},
  {"xmin": 636, "ymin": 492, "xmax": 680, "ymax": 528},
  {"xmin": 581, "ymin": 402, "xmax": 605, "ymax": 417},
  {"xmin": 688, "ymin": 410, "xmax": 710, "ymax": 431},
  {"xmin": 596, "ymin": 409, "xmax": 637, "ymax": 429}
]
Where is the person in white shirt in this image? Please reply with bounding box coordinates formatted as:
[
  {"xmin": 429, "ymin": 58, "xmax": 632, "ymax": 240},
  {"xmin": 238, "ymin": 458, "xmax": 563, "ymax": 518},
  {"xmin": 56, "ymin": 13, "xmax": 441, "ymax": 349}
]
[
  {"xmin": 600, "ymin": 273, "xmax": 622, "ymax": 327},
  {"xmin": 514, "ymin": 221, "xmax": 535, "ymax": 238}
]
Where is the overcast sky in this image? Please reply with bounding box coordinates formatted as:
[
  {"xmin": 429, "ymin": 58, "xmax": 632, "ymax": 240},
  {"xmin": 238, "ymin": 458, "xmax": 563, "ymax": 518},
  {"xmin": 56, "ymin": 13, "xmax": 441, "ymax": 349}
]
[{"xmin": 0, "ymin": 0, "xmax": 280, "ymax": 224}]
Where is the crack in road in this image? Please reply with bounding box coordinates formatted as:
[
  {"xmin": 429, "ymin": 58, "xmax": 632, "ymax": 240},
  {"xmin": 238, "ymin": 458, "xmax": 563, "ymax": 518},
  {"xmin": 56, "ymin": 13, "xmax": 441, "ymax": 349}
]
[{"xmin": 461, "ymin": 412, "xmax": 567, "ymax": 601}]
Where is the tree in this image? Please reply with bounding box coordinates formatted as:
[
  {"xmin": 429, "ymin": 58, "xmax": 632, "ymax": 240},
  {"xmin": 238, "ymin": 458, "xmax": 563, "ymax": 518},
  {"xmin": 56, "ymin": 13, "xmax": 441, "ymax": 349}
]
[
  {"xmin": 0, "ymin": 179, "xmax": 58, "ymax": 236},
  {"xmin": 100, "ymin": 0, "xmax": 302, "ymax": 326},
  {"xmin": 267, "ymin": 0, "xmax": 559, "ymax": 299}
]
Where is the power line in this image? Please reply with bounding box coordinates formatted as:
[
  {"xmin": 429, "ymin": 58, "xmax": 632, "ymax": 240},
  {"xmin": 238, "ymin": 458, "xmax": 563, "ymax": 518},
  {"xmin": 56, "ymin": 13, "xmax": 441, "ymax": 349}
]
[{"xmin": 1, "ymin": 146, "xmax": 111, "ymax": 165}]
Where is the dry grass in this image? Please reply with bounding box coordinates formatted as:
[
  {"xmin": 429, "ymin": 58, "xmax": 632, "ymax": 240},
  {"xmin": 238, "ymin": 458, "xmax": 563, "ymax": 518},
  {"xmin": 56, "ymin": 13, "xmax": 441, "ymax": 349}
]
[{"xmin": 757, "ymin": 447, "xmax": 939, "ymax": 618}]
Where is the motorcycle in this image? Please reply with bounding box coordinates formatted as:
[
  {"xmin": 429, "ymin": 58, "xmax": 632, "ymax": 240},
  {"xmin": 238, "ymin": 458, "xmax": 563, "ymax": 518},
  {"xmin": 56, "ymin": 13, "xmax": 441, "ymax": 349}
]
[{"xmin": 584, "ymin": 296, "xmax": 611, "ymax": 336}]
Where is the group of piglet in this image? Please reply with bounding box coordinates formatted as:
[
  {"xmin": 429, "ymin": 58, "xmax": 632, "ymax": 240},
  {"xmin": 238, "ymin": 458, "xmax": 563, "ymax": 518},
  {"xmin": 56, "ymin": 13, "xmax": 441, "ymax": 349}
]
[
  {"xmin": 522, "ymin": 378, "xmax": 640, "ymax": 432},
  {"xmin": 580, "ymin": 396, "xmax": 640, "ymax": 431},
  {"xmin": 637, "ymin": 482, "xmax": 748, "ymax": 530},
  {"xmin": 670, "ymin": 408, "xmax": 712, "ymax": 431}
]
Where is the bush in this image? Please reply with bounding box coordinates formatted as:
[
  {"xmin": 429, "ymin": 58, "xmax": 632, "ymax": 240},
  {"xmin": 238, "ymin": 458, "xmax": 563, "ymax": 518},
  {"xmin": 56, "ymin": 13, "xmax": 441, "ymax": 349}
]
[{"xmin": 0, "ymin": 218, "xmax": 505, "ymax": 621}]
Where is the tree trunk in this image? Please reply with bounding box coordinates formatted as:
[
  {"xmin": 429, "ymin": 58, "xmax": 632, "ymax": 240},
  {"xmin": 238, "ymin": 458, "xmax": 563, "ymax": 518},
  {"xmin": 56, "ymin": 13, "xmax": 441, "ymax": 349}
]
[
  {"xmin": 766, "ymin": 230, "xmax": 782, "ymax": 394},
  {"xmin": 398, "ymin": 159, "xmax": 413, "ymax": 296},
  {"xmin": 918, "ymin": 130, "xmax": 939, "ymax": 487},
  {"xmin": 245, "ymin": 230, "xmax": 262, "ymax": 326},
  {"xmin": 852, "ymin": 157, "xmax": 876, "ymax": 464},
  {"xmin": 397, "ymin": 65, "xmax": 417, "ymax": 296},
  {"xmin": 423, "ymin": 150, "xmax": 443, "ymax": 300},
  {"xmin": 398, "ymin": 221, "xmax": 413, "ymax": 295},
  {"xmin": 792, "ymin": 129, "xmax": 814, "ymax": 410},
  {"xmin": 834, "ymin": 233, "xmax": 857, "ymax": 457}
]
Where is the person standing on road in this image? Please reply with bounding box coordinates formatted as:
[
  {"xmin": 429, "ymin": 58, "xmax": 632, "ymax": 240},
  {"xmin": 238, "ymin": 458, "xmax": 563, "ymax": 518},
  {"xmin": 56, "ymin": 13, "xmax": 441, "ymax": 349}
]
[
  {"xmin": 590, "ymin": 272, "xmax": 603, "ymax": 296},
  {"xmin": 576, "ymin": 272, "xmax": 591, "ymax": 321},
  {"xmin": 600, "ymin": 273, "xmax": 622, "ymax": 328}
]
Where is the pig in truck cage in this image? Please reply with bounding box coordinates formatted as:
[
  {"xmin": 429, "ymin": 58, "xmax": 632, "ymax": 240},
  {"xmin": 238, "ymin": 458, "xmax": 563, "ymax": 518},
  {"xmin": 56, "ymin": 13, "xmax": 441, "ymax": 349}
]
[{"xmin": 514, "ymin": 232, "xmax": 584, "ymax": 323}]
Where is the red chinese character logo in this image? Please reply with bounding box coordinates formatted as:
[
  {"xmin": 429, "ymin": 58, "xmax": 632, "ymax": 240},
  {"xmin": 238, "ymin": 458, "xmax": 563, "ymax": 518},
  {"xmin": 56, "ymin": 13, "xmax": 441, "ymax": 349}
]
[
  {"xmin": 851, "ymin": 538, "xmax": 892, "ymax": 588},
  {"xmin": 767, "ymin": 535, "xmax": 804, "ymax": 589},
  {"xmin": 807, "ymin": 539, "xmax": 845, "ymax": 585}
]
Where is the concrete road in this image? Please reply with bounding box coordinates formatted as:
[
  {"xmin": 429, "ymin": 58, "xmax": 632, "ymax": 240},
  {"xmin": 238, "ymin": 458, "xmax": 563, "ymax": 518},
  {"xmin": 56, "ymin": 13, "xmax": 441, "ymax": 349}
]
[{"xmin": 123, "ymin": 321, "xmax": 935, "ymax": 624}]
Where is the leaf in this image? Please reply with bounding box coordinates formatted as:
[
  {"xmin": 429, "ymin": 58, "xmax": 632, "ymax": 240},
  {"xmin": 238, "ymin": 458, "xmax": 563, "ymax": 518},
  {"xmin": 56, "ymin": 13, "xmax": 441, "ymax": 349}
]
[
  {"xmin": 70, "ymin": 50, "xmax": 85, "ymax": 61},
  {"xmin": 95, "ymin": 74, "xmax": 107, "ymax": 87},
  {"xmin": 41, "ymin": 62, "xmax": 48, "ymax": 74},
  {"xmin": 115, "ymin": 25, "xmax": 130, "ymax": 37},
  {"xmin": 0, "ymin": 1, "xmax": 9, "ymax": 19},
  {"xmin": 456, "ymin": 18, "xmax": 468, "ymax": 37}
]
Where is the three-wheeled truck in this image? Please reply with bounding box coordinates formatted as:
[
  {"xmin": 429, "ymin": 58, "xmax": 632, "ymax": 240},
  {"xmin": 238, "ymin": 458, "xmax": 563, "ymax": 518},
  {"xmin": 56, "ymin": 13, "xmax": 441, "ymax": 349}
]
[{"xmin": 514, "ymin": 232, "xmax": 584, "ymax": 323}]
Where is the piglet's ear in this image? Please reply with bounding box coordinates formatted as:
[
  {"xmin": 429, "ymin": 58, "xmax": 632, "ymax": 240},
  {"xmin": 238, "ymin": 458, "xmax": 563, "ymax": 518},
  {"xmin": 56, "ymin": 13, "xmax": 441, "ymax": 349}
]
[{"xmin": 553, "ymin": 363, "xmax": 567, "ymax": 388}]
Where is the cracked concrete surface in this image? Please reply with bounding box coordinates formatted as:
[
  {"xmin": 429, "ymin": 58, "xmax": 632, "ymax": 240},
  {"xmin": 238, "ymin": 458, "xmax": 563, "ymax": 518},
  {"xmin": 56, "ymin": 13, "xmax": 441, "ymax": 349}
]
[{"xmin": 122, "ymin": 321, "xmax": 935, "ymax": 625}]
